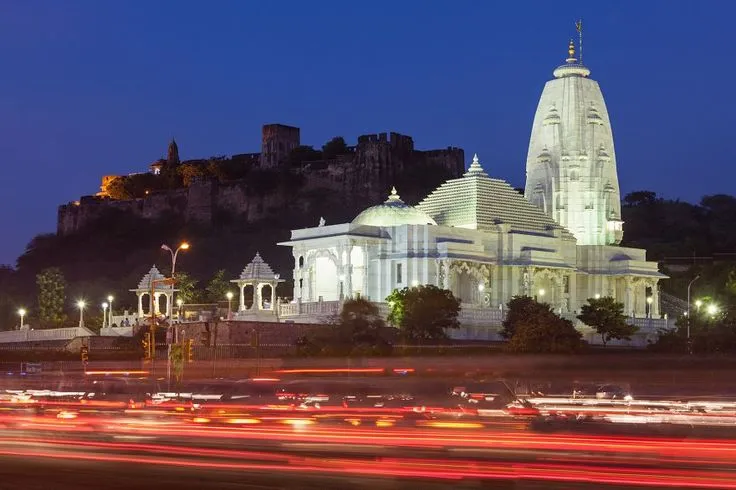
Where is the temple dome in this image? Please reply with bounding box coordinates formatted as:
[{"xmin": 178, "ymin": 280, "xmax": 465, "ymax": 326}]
[{"xmin": 352, "ymin": 187, "xmax": 437, "ymax": 227}]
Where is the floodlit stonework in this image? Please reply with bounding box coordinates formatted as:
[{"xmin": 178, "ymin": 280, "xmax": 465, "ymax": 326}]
[
  {"xmin": 277, "ymin": 38, "xmax": 670, "ymax": 346},
  {"xmin": 280, "ymin": 155, "xmax": 663, "ymax": 327},
  {"xmin": 525, "ymin": 41, "xmax": 623, "ymax": 246}
]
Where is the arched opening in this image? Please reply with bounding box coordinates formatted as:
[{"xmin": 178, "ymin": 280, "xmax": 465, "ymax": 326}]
[
  {"xmin": 155, "ymin": 294, "xmax": 166, "ymax": 316},
  {"xmin": 534, "ymin": 275, "xmax": 556, "ymax": 306},
  {"xmin": 314, "ymin": 256, "xmax": 338, "ymax": 300},
  {"xmin": 243, "ymin": 285, "xmax": 254, "ymax": 310},
  {"xmin": 142, "ymin": 293, "xmax": 152, "ymax": 315},
  {"xmin": 260, "ymin": 284, "xmax": 273, "ymax": 309},
  {"xmin": 298, "ymin": 256, "xmax": 305, "ymax": 268},
  {"xmin": 453, "ymin": 269, "xmax": 484, "ymax": 305}
]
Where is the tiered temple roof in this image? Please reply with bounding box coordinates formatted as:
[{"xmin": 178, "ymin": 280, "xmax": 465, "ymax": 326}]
[
  {"xmin": 237, "ymin": 252, "xmax": 278, "ymax": 281},
  {"xmin": 416, "ymin": 154, "xmax": 575, "ymax": 239}
]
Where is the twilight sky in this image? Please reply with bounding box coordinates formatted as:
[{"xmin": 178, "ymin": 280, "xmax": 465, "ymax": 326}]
[{"xmin": 1, "ymin": 1, "xmax": 734, "ymax": 264}]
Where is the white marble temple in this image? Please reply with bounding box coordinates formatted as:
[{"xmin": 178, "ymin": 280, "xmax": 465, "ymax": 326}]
[{"xmin": 525, "ymin": 40, "xmax": 623, "ymax": 246}]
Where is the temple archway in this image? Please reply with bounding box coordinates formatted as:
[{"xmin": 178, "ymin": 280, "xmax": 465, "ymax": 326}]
[{"xmin": 314, "ymin": 255, "xmax": 338, "ymax": 300}]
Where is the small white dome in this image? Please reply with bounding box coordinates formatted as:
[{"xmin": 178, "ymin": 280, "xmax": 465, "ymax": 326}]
[{"xmin": 352, "ymin": 187, "xmax": 437, "ymax": 227}]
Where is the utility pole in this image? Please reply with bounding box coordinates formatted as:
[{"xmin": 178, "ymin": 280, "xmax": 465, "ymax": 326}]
[{"xmin": 687, "ymin": 274, "xmax": 701, "ymax": 354}]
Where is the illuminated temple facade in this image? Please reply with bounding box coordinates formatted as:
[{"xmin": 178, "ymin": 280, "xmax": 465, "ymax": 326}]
[{"xmin": 277, "ymin": 40, "xmax": 668, "ymax": 342}]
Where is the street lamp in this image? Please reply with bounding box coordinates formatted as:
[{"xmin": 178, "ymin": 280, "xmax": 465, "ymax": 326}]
[
  {"xmin": 107, "ymin": 295, "xmax": 114, "ymax": 326},
  {"xmin": 538, "ymin": 289, "xmax": 545, "ymax": 301},
  {"xmin": 102, "ymin": 302, "xmax": 109, "ymax": 328},
  {"xmin": 77, "ymin": 300, "xmax": 86, "ymax": 328},
  {"xmin": 176, "ymin": 298, "xmax": 184, "ymax": 321},
  {"xmin": 17, "ymin": 308, "xmax": 26, "ymax": 330},
  {"xmin": 594, "ymin": 293, "xmax": 601, "ymax": 300},
  {"xmin": 226, "ymin": 291, "xmax": 234, "ymax": 319},
  {"xmin": 686, "ymin": 275, "xmax": 701, "ymax": 344},
  {"xmin": 695, "ymin": 299, "xmax": 703, "ymax": 310},
  {"xmin": 161, "ymin": 242, "xmax": 190, "ymax": 319},
  {"xmin": 646, "ymin": 296, "xmax": 653, "ymax": 318}
]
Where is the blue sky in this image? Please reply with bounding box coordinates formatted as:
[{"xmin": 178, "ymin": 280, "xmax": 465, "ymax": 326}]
[{"xmin": 0, "ymin": 1, "xmax": 734, "ymax": 263}]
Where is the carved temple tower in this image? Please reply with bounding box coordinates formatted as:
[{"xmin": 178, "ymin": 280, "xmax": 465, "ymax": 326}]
[{"xmin": 524, "ymin": 39, "xmax": 623, "ymax": 246}]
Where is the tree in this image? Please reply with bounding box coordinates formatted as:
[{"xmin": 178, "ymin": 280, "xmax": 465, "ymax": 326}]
[
  {"xmin": 322, "ymin": 137, "xmax": 349, "ymax": 160},
  {"xmin": 169, "ymin": 343, "xmax": 185, "ymax": 385},
  {"xmin": 338, "ymin": 297, "xmax": 385, "ymax": 346},
  {"xmin": 577, "ymin": 296, "xmax": 638, "ymax": 346},
  {"xmin": 507, "ymin": 315, "xmax": 583, "ymax": 354},
  {"xmin": 501, "ymin": 296, "xmax": 542, "ymax": 339},
  {"xmin": 174, "ymin": 272, "xmax": 203, "ymax": 304},
  {"xmin": 36, "ymin": 267, "xmax": 67, "ymax": 328},
  {"xmin": 386, "ymin": 285, "xmax": 460, "ymax": 342},
  {"xmin": 205, "ymin": 269, "xmax": 231, "ymax": 304},
  {"xmin": 623, "ymin": 190, "xmax": 658, "ymax": 207},
  {"xmin": 503, "ymin": 296, "xmax": 583, "ymax": 353},
  {"xmin": 178, "ymin": 163, "xmax": 207, "ymax": 187}
]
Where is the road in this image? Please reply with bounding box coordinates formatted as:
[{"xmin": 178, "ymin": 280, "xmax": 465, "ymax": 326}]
[{"xmin": 2, "ymin": 417, "xmax": 736, "ymax": 489}]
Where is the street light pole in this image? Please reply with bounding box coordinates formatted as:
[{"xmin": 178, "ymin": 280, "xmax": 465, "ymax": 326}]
[
  {"xmin": 686, "ymin": 274, "xmax": 701, "ymax": 352},
  {"xmin": 17, "ymin": 308, "xmax": 26, "ymax": 330},
  {"xmin": 102, "ymin": 302, "xmax": 109, "ymax": 329},
  {"xmin": 77, "ymin": 300, "xmax": 86, "ymax": 328},
  {"xmin": 107, "ymin": 295, "xmax": 114, "ymax": 327},
  {"xmin": 161, "ymin": 242, "xmax": 190, "ymax": 323},
  {"xmin": 226, "ymin": 291, "xmax": 234, "ymax": 320}
]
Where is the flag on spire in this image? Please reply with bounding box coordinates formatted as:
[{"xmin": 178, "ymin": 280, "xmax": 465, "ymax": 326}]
[{"xmin": 576, "ymin": 19, "xmax": 582, "ymax": 33}]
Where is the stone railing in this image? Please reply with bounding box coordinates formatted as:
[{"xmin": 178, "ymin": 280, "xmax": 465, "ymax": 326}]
[
  {"xmin": 0, "ymin": 326, "xmax": 96, "ymax": 344},
  {"xmin": 458, "ymin": 306, "xmax": 505, "ymax": 326},
  {"xmin": 278, "ymin": 299, "xmax": 341, "ymax": 318},
  {"xmin": 99, "ymin": 326, "xmax": 134, "ymax": 337}
]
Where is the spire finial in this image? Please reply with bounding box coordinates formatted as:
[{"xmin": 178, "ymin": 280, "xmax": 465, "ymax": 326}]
[
  {"xmin": 387, "ymin": 186, "xmax": 402, "ymax": 202},
  {"xmin": 465, "ymin": 153, "xmax": 488, "ymax": 177},
  {"xmin": 566, "ymin": 39, "xmax": 576, "ymax": 62},
  {"xmin": 575, "ymin": 18, "xmax": 583, "ymax": 63}
]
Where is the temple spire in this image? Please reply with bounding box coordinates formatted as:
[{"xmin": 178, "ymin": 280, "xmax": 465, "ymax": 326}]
[{"xmin": 167, "ymin": 138, "xmax": 180, "ymax": 165}]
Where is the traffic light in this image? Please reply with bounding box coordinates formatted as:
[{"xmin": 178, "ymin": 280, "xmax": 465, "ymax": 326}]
[
  {"xmin": 186, "ymin": 339, "xmax": 194, "ymax": 362},
  {"xmin": 142, "ymin": 332, "xmax": 151, "ymax": 360},
  {"xmin": 80, "ymin": 345, "xmax": 89, "ymax": 364}
]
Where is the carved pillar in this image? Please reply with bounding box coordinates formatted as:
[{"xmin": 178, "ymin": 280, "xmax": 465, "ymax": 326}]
[
  {"xmin": 345, "ymin": 242, "xmax": 353, "ymax": 298},
  {"xmin": 522, "ymin": 267, "xmax": 532, "ymax": 296},
  {"xmin": 153, "ymin": 292, "xmax": 161, "ymax": 315},
  {"xmin": 256, "ymin": 283, "xmax": 263, "ymax": 310},
  {"xmin": 165, "ymin": 292, "xmax": 172, "ymax": 319},
  {"xmin": 270, "ymin": 281, "xmax": 276, "ymax": 310},
  {"xmin": 438, "ymin": 259, "xmax": 448, "ymax": 290},
  {"xmin": 238, "ymin": 283, "xmax": 246, "ymax": 311},
  {"xmin": 625, "ymin": 278, "xmax": 634, "ymax": 316},
  {"xmin": 137, "ymin": 293, "xmax": 144, "ymax": 317},
  {"xmin": 651, "ymin": 281, "xmax": 660, "ymax": 318},
  {"xmin": 555, "ymin": 271, "xmax": 564, "ymax": 312},
  {"xmin": 446, "ymin": 261, "xmax": 456, "ymax": 296},
  {"xmin": 362, "ymin": 241, "xmax": 369, "ymax": 300}
]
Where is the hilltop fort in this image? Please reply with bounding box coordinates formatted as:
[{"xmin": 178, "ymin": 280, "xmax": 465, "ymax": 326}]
[{"xmin": 57, "ymin": 124, "xmax": 464, "ymax": 235}]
